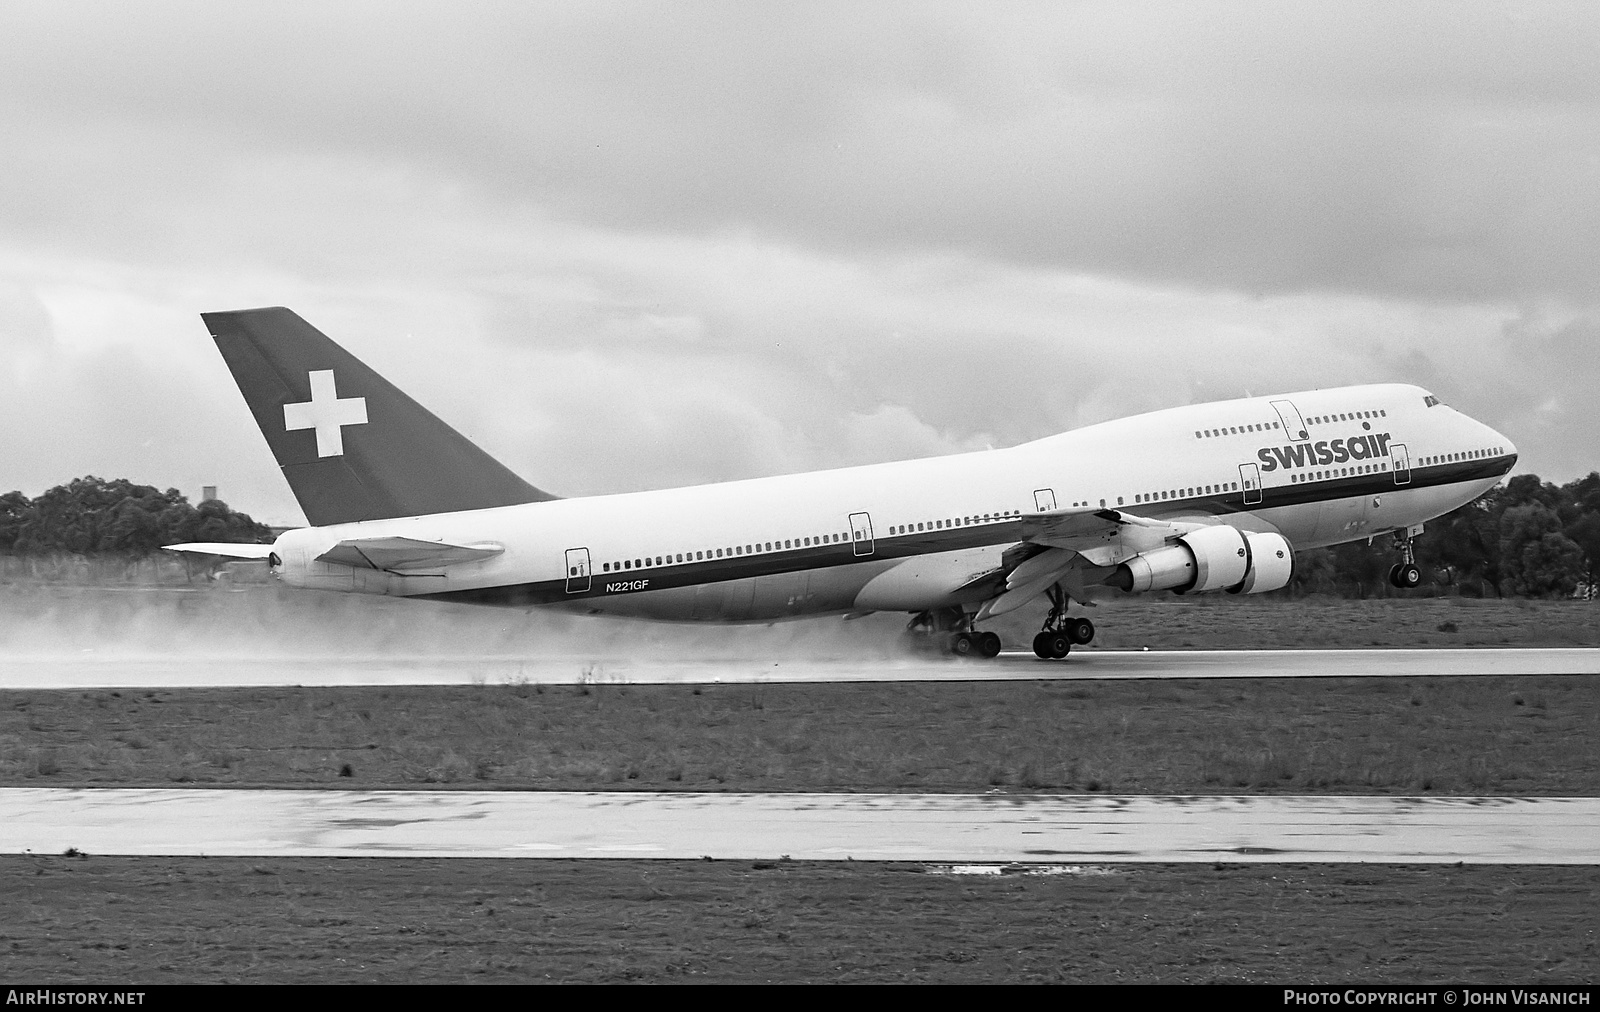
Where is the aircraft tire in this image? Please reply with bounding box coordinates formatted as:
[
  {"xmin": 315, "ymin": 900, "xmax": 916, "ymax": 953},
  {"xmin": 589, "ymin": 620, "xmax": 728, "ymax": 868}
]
[
  {"xmin": 1387, "ymin": 563, "xmax": 1402, "ymax": 588},
  {"xmin": 951, "ymin": 632, "xmax": 975, "ymax": 657},
  {"xmin": 977, "ymin": 631, "xmax": 1002, "ymax": 658},
  {"xmin": 1047, "ymin": 633, "xmax": 1072, "ymax": 659},
  {"xmin": 1068, "ymin": 617, "xmax": 1095, "ymax": 645},
  {"xmin": 1032, "ymin": 632, "xmax": 1054, "ymax": 659},
  {"xmin": 1397, "ymin": 563, "xmax": 1422, "ymax": 589}
]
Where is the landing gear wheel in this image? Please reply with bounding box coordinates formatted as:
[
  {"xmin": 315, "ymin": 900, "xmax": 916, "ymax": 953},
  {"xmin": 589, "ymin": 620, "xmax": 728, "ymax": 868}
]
[
  {"xmin": 1033, "ymin": 583, "xmax": 1082, "ymax": 659},
  {"xmin": 1388, "ymin": 562, "xmax": 1422, "ymax": 588},
  {"xmin": 977, "ymin": 631, "xmax": 1002, "ymax": 658},
  {"xmin": 1388, "ymin": 530, "xmax": 1425, "ymax": 590},
  {"xmin": 906, "ymin": 608, "xmax": 981, "ymax": 657},
  {"xmin": 1067, "ymin": 617, "xmax": 1095, "ymax": 645},
  {"xmin": 1046, "ymin": 633, "xmax": 1072, "ymax": 659}
]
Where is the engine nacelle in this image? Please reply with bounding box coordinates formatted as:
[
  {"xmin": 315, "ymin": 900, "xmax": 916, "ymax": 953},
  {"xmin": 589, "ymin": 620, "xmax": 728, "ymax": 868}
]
[
  {"xmin": 1108, "ymin": 524, "xmax": 1250, "ymax": 594},
  {"xmin": 1112, "ymin": 544, "xmax": 1195, "ymax": 593},
  {"xmin": 1228, "ymin": 531, "xmax": 1295, "ymax": 594},
  {"xmin": 1175, "ymin": 524, "xmax": 1250, "ymax": 593}
]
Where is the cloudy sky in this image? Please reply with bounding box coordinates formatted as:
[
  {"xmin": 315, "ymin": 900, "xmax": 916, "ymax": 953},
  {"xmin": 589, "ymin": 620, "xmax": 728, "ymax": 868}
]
[{"xmin": 2, "ymin": 1, "xmax": 1597, "ymax": 526}]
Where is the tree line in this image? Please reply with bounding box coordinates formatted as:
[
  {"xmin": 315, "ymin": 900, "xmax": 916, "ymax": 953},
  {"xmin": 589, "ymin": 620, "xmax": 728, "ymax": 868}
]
[
  {"xmin": 2, "ymin": 472, "xmax": 1596, "ymax": 599},
  {"xmin": 1292, "ymin": 472, "xmax": 1600, "ymax": 599},
  {"xmin": 0, "ymin": 476, "xmax": 272, "ymax": 557}
]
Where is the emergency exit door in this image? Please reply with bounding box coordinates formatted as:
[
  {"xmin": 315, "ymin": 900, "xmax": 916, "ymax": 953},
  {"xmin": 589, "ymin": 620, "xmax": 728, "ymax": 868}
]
[{"xmin": 1271, "ymin": 399, "xmax": 1309, "ymax": 441}]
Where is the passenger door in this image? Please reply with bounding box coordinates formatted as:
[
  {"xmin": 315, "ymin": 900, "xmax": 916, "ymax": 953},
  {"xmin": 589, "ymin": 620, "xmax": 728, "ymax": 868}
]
[
  {"xmin": 1239, "ymin": 463, "xmax": 1263, "ymax": 505},
  {"xmin": 1033, "ymin": 488, "xmax": 1057, "ymax": 512},
  {"xmin": 1390, "ymin": 443, "xmax": 1411, "ymax": 485},
  {"xmin": 564, "ymin": 547, "xmax": 591, "ymax": 593},
  {"xmin": 849, "ymin": 512, "xmax": 875, "ymax": 557}
]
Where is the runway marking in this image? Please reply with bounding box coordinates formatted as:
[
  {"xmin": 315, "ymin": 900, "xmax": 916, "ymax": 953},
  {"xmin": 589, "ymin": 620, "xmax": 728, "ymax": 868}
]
[
  {"xmin": 926, "ymin": 864, "xmax": 1120, "ymax": 876},
  {"xmin": 2, "ymin": 790, "xmax": 1596, "ymax": 864},
  {"xmin": 2, "ymin": 647, "xmax": 1597, "ymax": 689}
]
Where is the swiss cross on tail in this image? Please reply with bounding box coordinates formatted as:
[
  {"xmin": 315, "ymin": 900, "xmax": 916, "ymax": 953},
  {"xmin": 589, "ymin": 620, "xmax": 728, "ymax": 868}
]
[{"xmin": 283, "ymin": 370, "xmax": 368, "ymax": 457}]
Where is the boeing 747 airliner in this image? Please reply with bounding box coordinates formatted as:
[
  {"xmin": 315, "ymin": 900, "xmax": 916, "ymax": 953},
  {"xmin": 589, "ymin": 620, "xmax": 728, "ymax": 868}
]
[{"xmin": 169, "ymin": 308, "xmax": 1517, "ymax": 659}]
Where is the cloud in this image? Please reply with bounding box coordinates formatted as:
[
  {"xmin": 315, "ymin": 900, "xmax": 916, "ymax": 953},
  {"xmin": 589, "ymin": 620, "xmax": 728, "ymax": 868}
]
[
  {"xmin": 0, "ymin": 0, "xmax": 1596, "ymax": 529},
  {"xmin": 6, "ymin": 3, "xmax": 1600, "ymax": 301}
]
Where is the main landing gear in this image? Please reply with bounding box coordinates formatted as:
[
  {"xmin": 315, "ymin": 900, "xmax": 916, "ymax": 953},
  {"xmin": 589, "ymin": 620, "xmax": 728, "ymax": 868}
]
[
  {"xmin": 1387, "ymin": 529, "xmax": 1423, "ymax": 589},
  {"xmin": 905, "ymin": 607, "xmax": 1002, "ymax": 659},
  {"xmin": 1033, "ymin": 583, "xmax": 1094, "ymax": 660}
]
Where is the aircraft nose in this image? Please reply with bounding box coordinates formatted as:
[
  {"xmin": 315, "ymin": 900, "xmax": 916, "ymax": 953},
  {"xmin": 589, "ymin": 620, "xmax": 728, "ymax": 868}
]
[{"xmin": 1490, "ymin": 425, "xmax": 1517, "ymax": 467}]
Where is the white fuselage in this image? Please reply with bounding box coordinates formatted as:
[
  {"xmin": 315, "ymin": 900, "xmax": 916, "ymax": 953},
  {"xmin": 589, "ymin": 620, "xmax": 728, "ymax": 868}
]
[{"xmin": 269, "ymin": 383, "xmax": 1515, "ymax": 621}]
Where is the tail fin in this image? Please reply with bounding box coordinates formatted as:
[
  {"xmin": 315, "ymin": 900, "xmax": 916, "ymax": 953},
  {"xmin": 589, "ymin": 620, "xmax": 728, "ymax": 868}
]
[{"xmin": 202, "ymin": 307, "xmax": 556, "ymax": 526}]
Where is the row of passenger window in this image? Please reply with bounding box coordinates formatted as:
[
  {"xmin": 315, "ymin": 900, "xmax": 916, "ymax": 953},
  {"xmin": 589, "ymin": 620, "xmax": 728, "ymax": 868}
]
[
  {"xmin": 1290, "ymin": 462, "xmax": 1387, "ymax": 482},
  {"xmin": 1194, "ymin": 421, "xmax": 1278, "ymax": 439},
  {"xmin": 598, "ymin": 508, "xmax": 1029, "ymax": 574},
  {"xmin": 1421, "ymin": 446, "xmax": 1505, "ymax": 466},
  {"xmin": 1304, "ymin": 409, "xmax": 1386, "ymax": 425},
  {"xmin": 1133, "ymin": 483, "xmax": 1239, "ymax": 504},
  {"xmin": 885, "ymin": 510, "xmax": 1021, "ymax": 536},
  {"xmin": 1192, "ymin": 408, "xmax": 1388, "ymax": 440},
  {"xmin": 602, "ymin": 532, "xmax": 850, "ymax": 573}
]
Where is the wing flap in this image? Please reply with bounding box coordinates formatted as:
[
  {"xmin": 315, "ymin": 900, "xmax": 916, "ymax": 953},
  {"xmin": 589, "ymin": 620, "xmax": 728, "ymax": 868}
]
[
  {"xmin": 978, "ymin": 546, "xmax": 1081, "ymax": 619},
  {"xmin": 315, "ymin": 536, "xmax": 503, "ymax": 572},
  {"xmin": 1017, "ymin": 507, "xmax": 1177, "ymax": 555},
  {"xmin": 163, "ymin": 542, "xmax": 276, "ymax": 560}
]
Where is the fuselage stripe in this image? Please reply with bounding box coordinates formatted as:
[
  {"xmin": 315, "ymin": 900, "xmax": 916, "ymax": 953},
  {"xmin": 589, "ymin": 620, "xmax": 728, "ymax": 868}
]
[{"xmin": 417, "ymin": 452, "xmax": 1514, "ymax": 608}]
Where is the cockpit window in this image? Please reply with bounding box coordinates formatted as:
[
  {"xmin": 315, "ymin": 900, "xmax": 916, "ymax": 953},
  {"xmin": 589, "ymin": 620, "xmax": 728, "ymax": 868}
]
[{"xmin": 1423, "ymin": 394, "xmax": 1443, "ymax": 408}]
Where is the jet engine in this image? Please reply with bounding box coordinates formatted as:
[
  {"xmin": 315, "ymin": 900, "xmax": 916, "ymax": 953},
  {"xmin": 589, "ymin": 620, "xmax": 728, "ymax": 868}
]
[
  {"xmin": 1227, "ymin": 531, "xmax": 1294, "ymax": 594},
  {"xmin": 1107, "ymin": 526, "xmax": 1293, "ymax": 595}
]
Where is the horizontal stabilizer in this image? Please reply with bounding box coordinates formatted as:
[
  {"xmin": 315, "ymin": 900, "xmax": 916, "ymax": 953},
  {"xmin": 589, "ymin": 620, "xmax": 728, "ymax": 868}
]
[
  {"xmin": 315, "ymin": 536, "xmax": 504, "ymax": 572},
  {"xmin": 163, "ymin": 542, "xmax": 276, "ymax": 560}
]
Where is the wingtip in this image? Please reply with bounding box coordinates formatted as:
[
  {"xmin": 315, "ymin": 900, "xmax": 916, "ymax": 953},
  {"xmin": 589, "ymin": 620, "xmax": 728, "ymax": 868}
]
[{"xmin": 201, "ymin": 306, "xmax": 293, "ymax": 322}]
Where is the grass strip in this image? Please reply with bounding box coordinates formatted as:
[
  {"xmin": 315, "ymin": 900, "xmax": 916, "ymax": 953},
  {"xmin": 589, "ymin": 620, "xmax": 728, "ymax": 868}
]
[
  {"xmin": 2, "ymin": 857, "xmax": 1594, "ymax": 983},
  {"xmin": 5, "ymin": 675, "xmax": 1597, "ymax": 795}
]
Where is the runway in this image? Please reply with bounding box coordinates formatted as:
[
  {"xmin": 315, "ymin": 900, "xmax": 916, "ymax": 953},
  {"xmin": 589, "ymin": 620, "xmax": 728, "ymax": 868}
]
[
  {"xmin": 2, "ymin": 647, "xmax": 1597, "ymax": 689},
  {"xmin": 2, "ymin": 789, "xmax": 1595, "ymax": 863}
]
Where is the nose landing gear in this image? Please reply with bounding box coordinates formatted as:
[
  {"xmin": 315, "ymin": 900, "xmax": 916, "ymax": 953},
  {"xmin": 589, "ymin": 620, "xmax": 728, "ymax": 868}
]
[
  {"xmin": 1388, "ymin": 528, "xmax": 1424, "ymax": 589},
  {"xmin": 1032, "ymin": 584, "xmax": 1094, "ymax": 659}
]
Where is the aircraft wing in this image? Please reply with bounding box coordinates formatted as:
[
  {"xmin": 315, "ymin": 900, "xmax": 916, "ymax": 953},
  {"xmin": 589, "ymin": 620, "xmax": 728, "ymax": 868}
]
[
  {"xmin": 163, "ymin": 543, "xmax": 276, "ymax": 560},
  {"xmin": 976, "ymin": 507, "xmax": 1208, "ymax": 619},
  {"xmin": 315, "ymin": 536, "xmax": 504, "ymax": 572},
  {"xmin": 1017, "ymin": 506, "xmax": 1121, "ymax": 547},
  {"xmin": 1017, "ymin": 506, "xmax": 1183, "ymax": 555}
]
